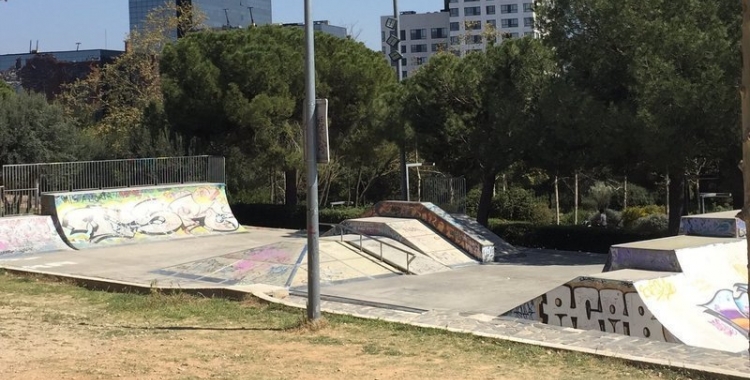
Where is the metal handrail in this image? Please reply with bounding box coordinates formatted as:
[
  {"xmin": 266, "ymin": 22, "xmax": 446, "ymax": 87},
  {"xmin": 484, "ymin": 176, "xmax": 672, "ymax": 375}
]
[{"xmin": 320, "ymin": 223, "xmax": 416, "ymax": 274}]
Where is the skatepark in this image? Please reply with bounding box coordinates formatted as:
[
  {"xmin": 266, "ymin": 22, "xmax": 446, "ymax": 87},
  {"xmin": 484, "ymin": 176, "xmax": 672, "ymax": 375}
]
[{"xmin": 0, "ymin": 157, "xmax": 748, "ymax": 378}]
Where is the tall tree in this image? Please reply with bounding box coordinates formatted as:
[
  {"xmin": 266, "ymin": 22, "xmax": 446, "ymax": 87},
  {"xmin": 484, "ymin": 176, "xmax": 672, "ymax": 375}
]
[
  {"xmin": 160, "ymin": 26, "xmax": 396, "ymax": 205},
  {"xmin": 58, "ymin": 2, "xmax": 203, "ymax": 158},
  {"xmin": 537, "ymin": 0, "xmax": 741, "ymax": 232},
  {"xmin": 405, "ymin": 38, "xmax": 554, "ymax": 226},
  {"xmin": 0, "ymin": 91, "xmax": 84, "ymax": 164}
]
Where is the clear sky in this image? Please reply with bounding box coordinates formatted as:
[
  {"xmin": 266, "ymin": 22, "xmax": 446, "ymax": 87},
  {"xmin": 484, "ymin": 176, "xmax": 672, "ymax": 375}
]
[{"xmin": 0, "ymin": 0, "xmax": 443, "ymax": 55}]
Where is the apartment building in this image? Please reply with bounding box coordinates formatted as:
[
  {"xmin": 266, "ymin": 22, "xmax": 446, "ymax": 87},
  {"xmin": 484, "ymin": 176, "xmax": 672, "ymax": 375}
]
[
  {"xmin": 381, "ymin": 0, "xmax": 535, "ymax": 77},
  {"xmin": 129, "ymin": 0, "xmax": 272, "ymax": 35},
  {"xmin": 380, "ymin": 10, "xmax": 450, "ymax": 79}
]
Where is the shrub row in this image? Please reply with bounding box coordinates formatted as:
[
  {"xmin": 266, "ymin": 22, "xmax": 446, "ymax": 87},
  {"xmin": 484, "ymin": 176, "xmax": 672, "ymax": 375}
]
[
  {"xmin": 488, "ymin": 219, "xmax": 669, "ymax": 254},
  {"xmin": 230, "ymin": 203, "xmax": 368, "ymax": 230}
]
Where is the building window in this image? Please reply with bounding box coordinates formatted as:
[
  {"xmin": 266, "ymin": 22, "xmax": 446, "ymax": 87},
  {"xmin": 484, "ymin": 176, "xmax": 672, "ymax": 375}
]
[
  {"xmin": 469, "ymin": 35, "xmax": 482, "ymax": 44},
  {"xmin": 401, "ymin": 58, "xmax": 407, "ymax": 66},
  {"xmin": 524, "ymin": 17, "xmax": 534, "ymax": 27},
  {"xmin": 381, "ymin": 31, "xmax": 385, "ymax": 42},
  {"xmin": 501, "ymin": 18, "xmax": 518, "ymax": 28},
  {"xmin": 486, "ymin": 5, "xmax": 496, "ymax": 15},
  {"xmin": 449, "ymin": 0, "xmax": 458, "ymax": 3},
  {"xmin": 400, "ymin": 30, "xmax": 406, "ymax": 40},
  {"xmin": 449, "ymin": 8, "xmax": 459, "ymax": 17},
  {"xmin": 410, "ymin": 28, "xmax": 427, "ymax": 40},
  {"xmin": 402, "ymin": 71, "xmax": 408, "ymax": 78},
  {"xmin": 523, "ymin": 3, "xmax": 533, "ymax": 12},
  {"xmin": 524, "ymin": 31, "xmax": 535, "ymax": 37},
  {"xmin": 401, "ymin": 45, "xmax": 406, "ymax": 53},
  {"xmin": 501, "ymin": 4, "xmax": 518, "ymax": 13},
  {"xmin": 487, "ymin": 19, "xmax": 497, "ymax": 28},
  {"xmin": 450, "ymin": 22, "xmax": 460, "ymax": 31},
  {"xmin": 411, "ymin": 44, "xmax": 428, "ymax": 53},
  {"xmin": 450, "ymin": 36, "xmax": 460, "ymax": 45},
  {"xmin": 464, "ymin": 6, "xmax": 481, "ymax": 16},
  {"xmin": 464, "ymin": 0, "xmax": 479, "ymax": 2},
  {"xmin": 414, "ymin": 56, "xmax": 428, "ymax": 66},
  {"xmin": 465, "ymin": 20, "xmax": 482, "ymax": 30},
  {"xmin": 431, "ymin": 27, "xmax": 447, "ymax": 39},
  {"xmin": 432, "ymin": 43, "xmax": 447, "ymax": 51}
]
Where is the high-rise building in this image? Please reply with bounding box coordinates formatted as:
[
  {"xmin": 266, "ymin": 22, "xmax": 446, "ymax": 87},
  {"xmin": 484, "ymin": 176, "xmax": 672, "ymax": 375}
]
[
  {"xmin": 281, "ymin": 20, "xmax": 349, "ymax": 39},
  {"xmin": 381, "ymin": 0, "xmax": 536, "ymax": 77},
  {"xmin": 380, "ymin": 11, "xmax": 450, "ymax": 79},
  {"xmin": 129, "ymin": 0, "xmax": 272, "ymax": 34}
]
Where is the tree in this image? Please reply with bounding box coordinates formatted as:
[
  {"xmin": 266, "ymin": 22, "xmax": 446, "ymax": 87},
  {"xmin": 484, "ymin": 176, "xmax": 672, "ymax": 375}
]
[
  {"xmin": 405, "ymin": 38, "xmax": 554, "ymax": 226},
  {"xmin": 160, "ymin": 26, "xmax": 396, "ymax": 205},
  {"xmin": 537, "ymin": 0, "xmax": 741, "ymax": 232},
  {"xmin": 0, "ymin": 91, "xmax": 85, "ymax": 164},
  {"xmin": 58, "ymin": 1, "xmax": 204, "ymax": 158}
]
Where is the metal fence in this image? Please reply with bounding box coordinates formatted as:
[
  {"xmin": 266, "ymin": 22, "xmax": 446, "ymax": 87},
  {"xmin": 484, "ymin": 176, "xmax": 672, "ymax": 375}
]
[
  {"xmin": 1, "ymin": 156, "xmax": 225, "ymax": 216},
  {"xmin": 422, "ymin": 177, "xmax": 467, "ymax": 214}
]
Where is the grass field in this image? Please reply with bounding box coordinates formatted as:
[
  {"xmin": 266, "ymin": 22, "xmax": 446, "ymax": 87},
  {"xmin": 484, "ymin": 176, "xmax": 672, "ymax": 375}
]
[{"xmin": 0, "ymin": 270, "xmax": 729, "ymax": 380}]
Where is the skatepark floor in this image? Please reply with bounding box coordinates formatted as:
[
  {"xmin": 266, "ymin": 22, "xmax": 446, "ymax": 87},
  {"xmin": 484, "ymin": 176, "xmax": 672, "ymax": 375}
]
[{"xmin": 0, "ymin": 227, "xmax": 746, "ymax": 379}]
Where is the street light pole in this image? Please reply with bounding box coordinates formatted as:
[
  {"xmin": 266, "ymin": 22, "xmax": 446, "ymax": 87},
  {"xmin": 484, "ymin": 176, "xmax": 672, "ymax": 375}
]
[
  {"xmin": 393, "ymin": 0, "xmax": 408, "ymax": 202},
  {"xmin": 304, "ymin": 0, "xmax": 321, "ymax": 321}
]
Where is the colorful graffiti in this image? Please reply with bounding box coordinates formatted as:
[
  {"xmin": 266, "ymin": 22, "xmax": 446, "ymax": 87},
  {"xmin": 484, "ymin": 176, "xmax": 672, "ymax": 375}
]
[
  {"xmin": 701, "ymin": 284, "xmax": 749, "ymax": 337},
  {"xmin": 605, "ymin": 245, "xmax": 682, "ymax": 272},
  {"xmin": 369, "ymin": 201, "xmax": 504, "ymax": 262},
  {"xmin": 154, "ymin": 242, "xmax": 306, "ymax": 287},
  {"xmin": 44, "ymin": 184, "xmax": 243, "ymax": 248},
  {"xmin": 0, "ymin": 216, "xmax": 71, "ymax": 256},
  {"xmin": 678, "ymin": 214, "xmax": 746, "ymax": 238},
  {"xmin": 506, "ymin": 278, "xmax": 674, "ymax": 342}
]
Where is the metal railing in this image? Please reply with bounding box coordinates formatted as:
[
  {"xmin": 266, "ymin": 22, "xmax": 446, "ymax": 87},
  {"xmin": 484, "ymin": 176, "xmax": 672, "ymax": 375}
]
[
  {"xmin": 0, "ymin": 156, "xmax": 225, "ymax": 216},
  {"xmin": 322, "ymin": 223, "xmax": 416, "ymax": 274}
]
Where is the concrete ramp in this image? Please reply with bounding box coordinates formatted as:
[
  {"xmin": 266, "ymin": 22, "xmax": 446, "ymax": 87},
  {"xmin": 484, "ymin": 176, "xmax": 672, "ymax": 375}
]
[
  {"xmin": 503, "ymin": 271, "xmax": 679, "ymax": 343},
  {"xmin": 506, "ymin": 239, "xmax": 750, "ymax": 353},
  {"xmin": 341, "ymin": 217, "xmax": 476, "ymax": 267},
  {"xmin": 337, "ymin": 234, "xmax": 451, "ymax": 275},
  {"xmin": 679, "ymin": 210, "xmax": 745, "ymax": 238},
  {"xmin": 605, "ymin": 236, "xmax": 740, "ymax": 272},
  {"xmin": 0, "ymin": 215, "xmax": 72, "ymax": 257},
  {"xmin": 366, "ymin": 201, "xmax": 518, "ymax": 262},
  {"xmin": 153, "ymin": 239, "xmax": 402, "ymax": 288},
  {"xmin": 42, "ymin": 183, "xmax": 245, "ymax": 249}
]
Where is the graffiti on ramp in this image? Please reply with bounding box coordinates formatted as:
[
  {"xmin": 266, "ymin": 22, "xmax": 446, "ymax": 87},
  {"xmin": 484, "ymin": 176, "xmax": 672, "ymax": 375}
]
[
  {"xmin": 700, "ymin": 283, "xmax": 749, "ymax": 338},
  {"xmin": 49, "ymin": 184, "xmax": 243, "ymax": 248}
]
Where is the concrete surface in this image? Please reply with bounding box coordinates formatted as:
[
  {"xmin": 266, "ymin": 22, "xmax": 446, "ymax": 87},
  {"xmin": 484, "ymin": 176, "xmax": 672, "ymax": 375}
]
[{"xmin": 293, "ymin": 249, "xmax": 606, "ymax": 316}]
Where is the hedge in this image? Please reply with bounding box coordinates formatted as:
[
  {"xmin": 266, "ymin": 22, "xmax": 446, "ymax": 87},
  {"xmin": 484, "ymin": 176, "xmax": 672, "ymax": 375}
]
[
  {"xmin": 488, "ymin": 219, "xmax": 669, "ymax": 254},
  {"xmin": 230, "ymin": 203, "xmax": 367, "ymax": 230}
]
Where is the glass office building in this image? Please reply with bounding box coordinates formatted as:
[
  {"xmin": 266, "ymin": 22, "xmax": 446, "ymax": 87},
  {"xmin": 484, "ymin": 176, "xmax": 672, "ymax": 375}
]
[{"xmin": 129, "ymin": 0, "xmax": 272, "ymax": 34}]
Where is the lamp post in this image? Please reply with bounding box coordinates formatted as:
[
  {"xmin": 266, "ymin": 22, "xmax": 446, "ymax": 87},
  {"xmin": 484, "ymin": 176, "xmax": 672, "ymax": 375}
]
[
  {"xmin": 386, "ymin": 0, "xmax": 408, "ymax": 201},
  {"xmin": 304, "ymin": 0, "xmax": 320, "ymax": 322}
]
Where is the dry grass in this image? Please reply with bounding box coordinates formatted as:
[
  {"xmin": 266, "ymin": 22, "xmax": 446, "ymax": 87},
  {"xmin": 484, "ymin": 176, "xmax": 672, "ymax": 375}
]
[{"xmin": 0, "ymin": 271, "xmax": 729, "ymax": 380}]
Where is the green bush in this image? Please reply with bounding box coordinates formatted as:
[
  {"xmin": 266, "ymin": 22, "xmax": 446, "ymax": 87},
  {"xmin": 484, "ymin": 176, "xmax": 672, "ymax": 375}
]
[
  {"xmin": 586, "ymin": 209, "xmax": 622, "ymax": 228},
  {"xmin": 631, "ymin": 214, "xmax": 668, "ymax": 234},
  {"xmin": 621, "ymin": 205, "xmax": 665, "ymax": 229},
  {"xmin": 491, "ymin": 187, "xmax": 552, "ymax": 224},
  {"xmin": 489, "ymin": 219, "xmax": 669, "ymax": 253},
  {"xmin": 230, "ymin": 204, "xmax": 367, "ymax": 229},
  {"xmin": 611, "ymin": 183, "xmax": 656, "ymax": 209}
]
